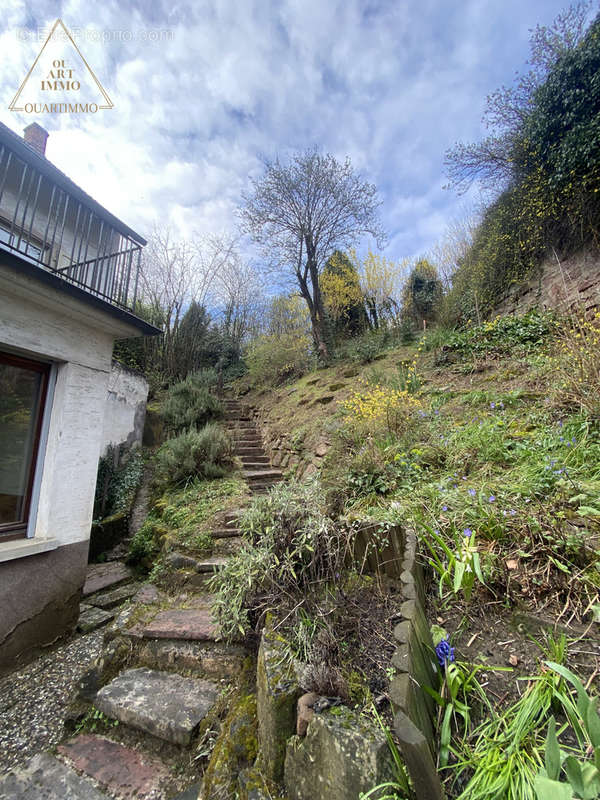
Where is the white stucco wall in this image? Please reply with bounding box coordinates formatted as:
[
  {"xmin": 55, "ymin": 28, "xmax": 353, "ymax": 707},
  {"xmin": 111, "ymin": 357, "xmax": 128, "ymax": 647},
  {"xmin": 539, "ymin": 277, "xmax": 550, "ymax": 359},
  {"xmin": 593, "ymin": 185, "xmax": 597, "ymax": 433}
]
[
  {"xmin": 0, "ymin": 263, "xmax": 143, "ymax": 557},
  {"xmin": 101, "ymin": 362, "xmax": 149, "ymax": 455}
]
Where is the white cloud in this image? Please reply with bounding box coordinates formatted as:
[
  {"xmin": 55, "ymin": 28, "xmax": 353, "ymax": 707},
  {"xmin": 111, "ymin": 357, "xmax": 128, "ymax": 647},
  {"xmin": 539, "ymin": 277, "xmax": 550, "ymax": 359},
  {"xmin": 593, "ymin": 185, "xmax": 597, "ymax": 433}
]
[{"xmin": 0, "ymin": 0, "xmax": 571, "ymax": 263}]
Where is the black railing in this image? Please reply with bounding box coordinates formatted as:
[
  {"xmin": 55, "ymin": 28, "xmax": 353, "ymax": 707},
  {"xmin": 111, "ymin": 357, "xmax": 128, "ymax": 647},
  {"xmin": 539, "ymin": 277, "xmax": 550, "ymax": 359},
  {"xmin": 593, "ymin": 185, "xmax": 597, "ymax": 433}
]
[{"xmin": 0, "ymin": 141, "xmax": 142, "ymax": 312}]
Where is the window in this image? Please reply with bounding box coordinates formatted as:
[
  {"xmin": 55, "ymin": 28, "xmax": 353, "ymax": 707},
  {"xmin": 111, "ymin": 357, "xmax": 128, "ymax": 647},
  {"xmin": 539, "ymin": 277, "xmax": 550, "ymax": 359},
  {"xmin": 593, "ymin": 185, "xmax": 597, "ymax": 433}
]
[
  {"xmin": 0, "ymin": 220, "xmax": 43, "ymax": 260},
  {"xmin": 0, "ymin": 352, "xmax": 50, "ymax": 540}
]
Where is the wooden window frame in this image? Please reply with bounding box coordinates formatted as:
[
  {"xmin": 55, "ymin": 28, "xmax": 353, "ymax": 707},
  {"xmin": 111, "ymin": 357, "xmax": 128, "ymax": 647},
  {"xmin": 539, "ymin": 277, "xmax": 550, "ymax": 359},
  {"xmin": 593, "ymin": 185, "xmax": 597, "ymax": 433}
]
[{"xmin": 0, "ymin": 352, "xmax": 50, "ymax": 541}]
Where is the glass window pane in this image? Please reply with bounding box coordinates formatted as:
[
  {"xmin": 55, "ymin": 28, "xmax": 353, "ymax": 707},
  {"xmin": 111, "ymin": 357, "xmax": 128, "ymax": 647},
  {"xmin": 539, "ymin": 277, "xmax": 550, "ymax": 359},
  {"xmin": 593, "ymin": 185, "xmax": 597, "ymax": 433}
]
[{"xmin": 0, "ymin": 358, "xmax": 45, "ymax": 530}]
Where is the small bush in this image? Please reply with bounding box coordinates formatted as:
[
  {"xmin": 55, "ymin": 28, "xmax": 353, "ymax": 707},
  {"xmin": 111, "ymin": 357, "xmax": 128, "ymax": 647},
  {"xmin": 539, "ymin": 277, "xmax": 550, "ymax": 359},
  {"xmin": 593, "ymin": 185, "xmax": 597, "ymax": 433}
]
[
  {"xmin": 153, "ymin": 424, "xmax": 233, "ymax": 491},
  {"xmin": 553, "ymin": 312, "xmax": 600, "ymax": 417},
  {"xmin": 209, "ymin": 481, "xmax": 350, "ymax": 639},
  {"xmin": 160, "ymin": 371, "xmax": 222, "ymax": 434},
  {"xmin": 335, "ymin": 329, "xmax": 393, "ymax": 364},
  {"xmin": 341, "ymin": 380, "xmax": 422, "ymax": 437},
  {"xmin": 245, "ymin": 332, "xmax": 312, "ymax": 386},
  {"xmin": 445, "ymin": 310, "xmax": 559, "ymax": 357}
]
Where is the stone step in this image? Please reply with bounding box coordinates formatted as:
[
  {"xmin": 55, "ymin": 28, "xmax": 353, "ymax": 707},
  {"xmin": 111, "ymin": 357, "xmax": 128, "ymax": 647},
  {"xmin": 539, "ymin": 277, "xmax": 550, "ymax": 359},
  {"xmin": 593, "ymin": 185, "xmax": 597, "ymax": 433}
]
[
  {"xmin": 139, "ymin": 605, "xmax": 220, "ymax": 642},
  {"xmin": 82, "ymin": 562, "xmax": 134, "ymax": 597},
  {"xmin": 195, "ymin": 556, "xmax": 228, "ymax": 573},
  {"xmin": 211, "ymin": 527, "xmax": 241, "ymax": 538},
  {"xmin": 213, "ymin": 537, "xmax": 243, "ymax": 556},
  {"xmin": 0, "ymin": 752, "xmax": 106, "ymax": 799},
  {"xmin": 239, "ymin": 461, "xmax": 271, "ymax": 469},
  {"xmin": 235, "ymin": 440, "xmax": 263, "ymax": 447},
  {"xmin": 58, "ymin": 735, "xmax": 169, "ymax": 799},
  {"xmin": 222, "ymin": 509, "xmax": 244, "ymax": 525},
  {"xmin": 95, "ymin": 668, "xmax": 219, "ymax": 746},
  {"xmin": 244, "ymin": 469, "xmax": 283, "ymax": 481},
  {"xmin": 77, "ymin": 606, "xmax": 115, "ymax": 633},
  {"xmin": 86, "ymin": 582, "xmax": 140, "ymax": 610},
  {"xmin": 235, "ymin": 446, "xmax": 266, "ymax": 456}
]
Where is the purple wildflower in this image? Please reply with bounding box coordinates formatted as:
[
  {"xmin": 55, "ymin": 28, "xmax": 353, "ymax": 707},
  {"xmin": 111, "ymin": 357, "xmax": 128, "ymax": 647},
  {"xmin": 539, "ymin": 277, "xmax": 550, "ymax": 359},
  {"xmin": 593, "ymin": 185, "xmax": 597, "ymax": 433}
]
[
  {"xmin": 435, "ymin": 638, "xmax": 455, "ymax": 669},
  {"xmin": 488, "ymin": 495, "xmax": 496, "ymax": 503},
  {"xmin": 490, "ymin": 402, "xmax": 496, "ymax": 409},
  {"xmin": 442, "ymin": 505, "xmax": 448, "ymax": 512},
  {"xmin": 468, "ymin": 488, "xmax": 476, "ymax": 497},
  {"xmin": 463, "ymin": 528, "xmax": 473, "ymax": 538}
]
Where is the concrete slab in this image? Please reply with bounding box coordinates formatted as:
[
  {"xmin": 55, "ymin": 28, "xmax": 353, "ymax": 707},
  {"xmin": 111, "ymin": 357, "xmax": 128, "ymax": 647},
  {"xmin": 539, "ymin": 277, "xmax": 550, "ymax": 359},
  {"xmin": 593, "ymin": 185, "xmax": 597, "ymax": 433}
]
[
  {"xmin": 77, "ymin": 607, "xmax": 115, "ymax": 633},
  {"xmin": 95, "ymin": 668, "xmax": 219, "ymax": 745},
  {"xmin": 0, "ymin": 753, "xmax": 106, "ymax": 799},
  {"xmin": 58, "ymin": 735, "xmax": 168, "ymax": 799},
  {"xmin": 83, "ymin": 563, "xmax": 134, "ymax": 597}
]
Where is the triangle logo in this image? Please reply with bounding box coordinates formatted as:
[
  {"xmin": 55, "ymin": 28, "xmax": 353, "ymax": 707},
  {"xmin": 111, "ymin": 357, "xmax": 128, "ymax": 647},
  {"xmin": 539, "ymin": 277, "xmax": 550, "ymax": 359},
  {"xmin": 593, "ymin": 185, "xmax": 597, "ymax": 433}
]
[{"xmin": 9, "ymin": 19, "xmax": 113, "ymax": 113}]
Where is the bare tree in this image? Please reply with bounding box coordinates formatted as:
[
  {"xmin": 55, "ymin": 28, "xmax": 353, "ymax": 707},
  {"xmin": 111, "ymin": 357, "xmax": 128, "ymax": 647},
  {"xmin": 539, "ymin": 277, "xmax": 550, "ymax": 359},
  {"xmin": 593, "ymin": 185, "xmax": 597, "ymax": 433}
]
[
  {"xmin": 239, "ymin": 148, "xmax": 384, "ymax": 359},
  {"xmin": 206, "ymin": 235, "xmax": 265, "ymax": 348}
]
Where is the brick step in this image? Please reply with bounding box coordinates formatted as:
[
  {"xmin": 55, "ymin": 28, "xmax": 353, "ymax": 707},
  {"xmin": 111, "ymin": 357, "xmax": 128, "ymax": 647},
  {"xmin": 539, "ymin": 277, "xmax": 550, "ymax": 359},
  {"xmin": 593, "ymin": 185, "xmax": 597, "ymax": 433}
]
[
  {"xmin": 58, "ymin": 734, "xmax": 170, "ymax": 798},
  {"xmin": 95, "ymin": 668, "xmax": 219, "ymax": 745}
]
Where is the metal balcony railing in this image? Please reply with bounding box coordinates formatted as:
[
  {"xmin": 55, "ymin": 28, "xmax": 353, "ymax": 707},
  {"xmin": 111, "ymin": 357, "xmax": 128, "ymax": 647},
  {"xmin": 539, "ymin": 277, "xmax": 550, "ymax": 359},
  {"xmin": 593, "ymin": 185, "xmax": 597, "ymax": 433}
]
[{"xmin": 0, "ymin": 140, "xmax": 143, "ymax": 312}]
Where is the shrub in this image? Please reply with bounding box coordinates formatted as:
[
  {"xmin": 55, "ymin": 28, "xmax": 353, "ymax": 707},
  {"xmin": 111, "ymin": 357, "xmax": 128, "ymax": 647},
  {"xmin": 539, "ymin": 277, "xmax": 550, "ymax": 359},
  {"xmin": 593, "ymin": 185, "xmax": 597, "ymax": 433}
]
[
  {"xmin": 553, "ymin": 312, "xmax": 600, "ymax": 417},
  {"xmin": 245, "ymin": 332, "xmax": 312, "ymax": 386},
  {"xmin": 444, "ymin": 310, "xmax": 559, "ymax": 357},
  {"xmin": 341, "ymin": 380, "xmax": 422, "ymax": 437},
  {"xmin": 209, "ymin": 481, "xmax": 350, "ymax": 639},
  {"xmin": 334, "ymin": 329, "xmax": 393, "ymax": 364},
  {"xmin": 153, "ymin": 423, "xmax": 233, "ymax": 491},
  {"xmin": 160, "ymin": 370, "xmax": 222, "ymax": 434}
]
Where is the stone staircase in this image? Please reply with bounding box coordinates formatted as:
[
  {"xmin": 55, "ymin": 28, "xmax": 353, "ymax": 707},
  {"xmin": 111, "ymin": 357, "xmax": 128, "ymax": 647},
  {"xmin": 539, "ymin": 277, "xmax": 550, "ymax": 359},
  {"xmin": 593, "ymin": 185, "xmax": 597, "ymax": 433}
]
[
  {"xmin": 224, "ymin": 397, "xmax": 283, "ymax": 494},
  {"xmin": 0, "ymin": 397, "xmax": 278, "ymax": 800}
]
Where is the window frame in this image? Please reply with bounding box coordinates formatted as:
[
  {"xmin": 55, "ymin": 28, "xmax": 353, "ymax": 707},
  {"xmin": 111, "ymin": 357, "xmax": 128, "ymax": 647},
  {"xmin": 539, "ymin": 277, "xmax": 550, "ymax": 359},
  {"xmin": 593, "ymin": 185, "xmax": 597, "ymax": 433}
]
[{"xmin": 0, "ymin": 351, "xmax": 51, "ymax": 541}]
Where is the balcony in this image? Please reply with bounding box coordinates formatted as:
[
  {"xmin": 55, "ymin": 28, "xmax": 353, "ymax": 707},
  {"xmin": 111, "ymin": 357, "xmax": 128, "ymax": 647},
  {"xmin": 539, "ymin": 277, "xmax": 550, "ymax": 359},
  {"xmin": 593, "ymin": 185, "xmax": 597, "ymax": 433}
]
[{"xmin": 0, "ymin": 130, "xmax": 144, "ymax": 314}]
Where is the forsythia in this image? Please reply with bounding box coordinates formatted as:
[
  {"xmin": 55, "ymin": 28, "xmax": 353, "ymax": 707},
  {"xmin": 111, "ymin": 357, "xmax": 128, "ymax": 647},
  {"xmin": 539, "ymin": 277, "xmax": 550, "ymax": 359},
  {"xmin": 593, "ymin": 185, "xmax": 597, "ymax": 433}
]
[{"xmin": 342, "ymin": 381, "xmax": 421, "ymax": 434}]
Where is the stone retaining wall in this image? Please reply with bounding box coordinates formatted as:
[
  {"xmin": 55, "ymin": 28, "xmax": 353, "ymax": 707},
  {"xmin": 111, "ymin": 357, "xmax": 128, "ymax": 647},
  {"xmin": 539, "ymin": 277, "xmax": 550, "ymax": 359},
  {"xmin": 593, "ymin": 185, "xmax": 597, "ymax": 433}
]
[{"xmin": 495, "ymin": 248, "xmax": 600, "ymax": 317}]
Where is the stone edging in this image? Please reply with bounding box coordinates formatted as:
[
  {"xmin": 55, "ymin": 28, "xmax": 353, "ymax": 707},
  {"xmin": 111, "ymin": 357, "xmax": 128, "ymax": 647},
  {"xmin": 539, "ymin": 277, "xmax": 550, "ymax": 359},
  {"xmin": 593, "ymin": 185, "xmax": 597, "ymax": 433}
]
[{"xmin": 389, "ymin": 528, "xmax": 446, "ymax": 799}]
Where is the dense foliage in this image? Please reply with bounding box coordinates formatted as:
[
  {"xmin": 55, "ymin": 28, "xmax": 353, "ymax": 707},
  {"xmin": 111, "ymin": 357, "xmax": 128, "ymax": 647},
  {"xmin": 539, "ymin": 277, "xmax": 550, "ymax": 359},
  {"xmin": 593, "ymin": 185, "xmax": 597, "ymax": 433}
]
[{"xmin": 445, "ymin": 7, "xmax": 600, "ymax": 320}]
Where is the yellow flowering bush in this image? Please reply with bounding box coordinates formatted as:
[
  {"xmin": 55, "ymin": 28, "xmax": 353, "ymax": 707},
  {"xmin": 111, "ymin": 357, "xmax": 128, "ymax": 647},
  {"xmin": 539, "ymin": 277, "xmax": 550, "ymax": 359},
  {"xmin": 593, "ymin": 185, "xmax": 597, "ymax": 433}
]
[
  {"xmin": 342, "ymin": 380, "xmax": 421, "ymax": 436},
  {"xmin": 554, "ymin": 312, "xmax": 600, "ymax": 417}
]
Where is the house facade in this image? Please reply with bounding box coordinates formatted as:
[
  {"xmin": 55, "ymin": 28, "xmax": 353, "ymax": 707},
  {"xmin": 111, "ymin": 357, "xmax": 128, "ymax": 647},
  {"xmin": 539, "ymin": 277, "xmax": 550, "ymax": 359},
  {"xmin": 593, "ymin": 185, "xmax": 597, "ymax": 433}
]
[{"xmin": 0, "ymin": 121, "xmax": 158, "ymax": 672}]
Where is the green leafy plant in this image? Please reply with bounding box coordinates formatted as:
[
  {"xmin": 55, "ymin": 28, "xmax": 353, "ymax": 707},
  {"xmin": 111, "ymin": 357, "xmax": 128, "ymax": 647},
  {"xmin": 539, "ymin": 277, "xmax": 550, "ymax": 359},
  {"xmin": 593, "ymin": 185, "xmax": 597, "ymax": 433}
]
[
  {"xmin": 159, "ymin": 371, "xmax": 222, "ymax": 434},
  {"xmin": 359, "ymin": 707, "xmax": 410, "ymax": 800},
  {"xmin": 419, "ymin": 524, "xmax": 485, "ymax": 602},
  {"xmin": 209, "ymin": 480, "xmax": 350, "ymax": 639},
  {"xmin": 153, "ymin": 423, "xmax": 233, "ymax": 491},
  {"xmin": 448, "ymin": 640, "xmax": 583, "ymax": 800},
  {"xmin": 535, "ymin": 662, "xmax": 600, "ymax": 800}
]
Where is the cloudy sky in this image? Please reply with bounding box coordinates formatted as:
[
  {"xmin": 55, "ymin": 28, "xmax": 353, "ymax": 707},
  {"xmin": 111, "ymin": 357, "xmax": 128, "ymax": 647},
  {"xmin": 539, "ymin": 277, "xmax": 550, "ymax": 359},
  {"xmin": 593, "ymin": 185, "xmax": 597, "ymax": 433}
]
[{"xmin": 0, "ymin": 0, "xmax": 576, "ymax": 263}]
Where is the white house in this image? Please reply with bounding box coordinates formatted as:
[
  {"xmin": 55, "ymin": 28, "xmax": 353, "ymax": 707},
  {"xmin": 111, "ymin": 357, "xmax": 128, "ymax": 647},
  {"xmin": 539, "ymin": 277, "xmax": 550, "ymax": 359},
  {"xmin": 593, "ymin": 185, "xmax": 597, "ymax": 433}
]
[{"xmin": 0, "ymin": 121, "xmax": 158, "ymax": 672}]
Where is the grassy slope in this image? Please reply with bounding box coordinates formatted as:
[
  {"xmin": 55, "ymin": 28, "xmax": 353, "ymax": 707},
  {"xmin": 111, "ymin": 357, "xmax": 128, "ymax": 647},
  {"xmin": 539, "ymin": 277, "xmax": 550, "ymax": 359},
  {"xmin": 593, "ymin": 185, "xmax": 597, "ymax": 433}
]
[{"xmin": 239, "ymin": 326, "xmax": 600, "ymax": 682}]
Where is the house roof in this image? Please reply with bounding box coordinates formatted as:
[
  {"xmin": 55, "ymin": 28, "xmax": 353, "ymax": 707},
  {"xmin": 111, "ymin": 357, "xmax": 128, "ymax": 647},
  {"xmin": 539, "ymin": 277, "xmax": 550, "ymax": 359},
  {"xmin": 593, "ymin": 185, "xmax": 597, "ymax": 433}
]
[{"xmin": 0, "ymin": 121, "xmax": 146, "ymax": 246}]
